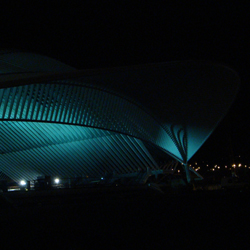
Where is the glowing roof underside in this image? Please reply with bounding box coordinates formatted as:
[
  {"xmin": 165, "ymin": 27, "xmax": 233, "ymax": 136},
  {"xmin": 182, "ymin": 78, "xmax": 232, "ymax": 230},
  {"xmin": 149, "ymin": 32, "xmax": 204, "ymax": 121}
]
[{"xmin": 0, "ymin": 51, "xmax": 240, "ymax": 181}]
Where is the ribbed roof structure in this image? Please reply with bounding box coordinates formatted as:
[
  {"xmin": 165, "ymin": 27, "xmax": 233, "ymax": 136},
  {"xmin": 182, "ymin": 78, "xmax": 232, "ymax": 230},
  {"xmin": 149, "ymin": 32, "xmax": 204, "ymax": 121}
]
[{"xmin": 0, "ymin": 51, "xmax": 240, "ymax": 182}]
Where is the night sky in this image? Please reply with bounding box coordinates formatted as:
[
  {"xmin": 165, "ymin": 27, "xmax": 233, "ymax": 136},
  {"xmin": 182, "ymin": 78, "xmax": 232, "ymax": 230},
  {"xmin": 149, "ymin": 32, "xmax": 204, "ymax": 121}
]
[{"xmin": 1, "ymin": 1, "xmax": 249, "ymax": 164}]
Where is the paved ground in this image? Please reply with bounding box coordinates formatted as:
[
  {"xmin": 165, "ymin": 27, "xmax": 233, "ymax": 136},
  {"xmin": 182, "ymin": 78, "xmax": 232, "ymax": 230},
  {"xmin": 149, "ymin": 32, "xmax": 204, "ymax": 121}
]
[{"xmin": 1, "ymin": 187, "xmax": 250, "ymax": 249}]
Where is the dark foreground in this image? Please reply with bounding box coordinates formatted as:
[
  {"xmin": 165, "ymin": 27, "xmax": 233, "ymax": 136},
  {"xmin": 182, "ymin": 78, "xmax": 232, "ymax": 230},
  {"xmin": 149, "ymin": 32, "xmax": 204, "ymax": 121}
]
[{"xmin": 1, "ymin": 187, "xmax": 250, "ymax": 249}]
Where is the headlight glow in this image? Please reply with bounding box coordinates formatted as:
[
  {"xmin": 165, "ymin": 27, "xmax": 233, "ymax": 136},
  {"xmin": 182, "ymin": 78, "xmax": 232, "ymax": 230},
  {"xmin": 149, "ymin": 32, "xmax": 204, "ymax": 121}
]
[
  {"xmin": 20, "ymin": 180, "xmax": 26, "ymax": 186},
  {"xmin": 54, "ymin": 178, "xmax": 60, "ymax": 184}
]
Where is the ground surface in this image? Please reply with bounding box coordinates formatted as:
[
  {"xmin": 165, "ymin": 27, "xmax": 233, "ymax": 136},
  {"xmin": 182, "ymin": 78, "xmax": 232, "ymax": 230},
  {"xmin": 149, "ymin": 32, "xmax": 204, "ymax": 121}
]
[{"xmin": 1, "ymin": 187, "xmax": 249, "ymax": 249}]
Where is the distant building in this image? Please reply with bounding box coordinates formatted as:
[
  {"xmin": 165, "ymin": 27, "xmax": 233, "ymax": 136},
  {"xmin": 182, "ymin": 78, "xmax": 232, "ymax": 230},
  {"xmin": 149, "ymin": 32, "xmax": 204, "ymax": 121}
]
[{"xmin": 0, "ymin": 50, "xmax": 240, "ymax": 183}]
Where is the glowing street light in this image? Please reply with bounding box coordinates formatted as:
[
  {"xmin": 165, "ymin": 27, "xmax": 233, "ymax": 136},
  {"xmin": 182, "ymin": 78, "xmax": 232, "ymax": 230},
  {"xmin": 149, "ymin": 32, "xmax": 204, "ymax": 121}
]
[
  {"xmin": 20, "ymin": 180, "xmax": 26, "ymax": 186},
  {"xmin": 54, "ymin": 178, "xmax": 60, "ymax": 184}
]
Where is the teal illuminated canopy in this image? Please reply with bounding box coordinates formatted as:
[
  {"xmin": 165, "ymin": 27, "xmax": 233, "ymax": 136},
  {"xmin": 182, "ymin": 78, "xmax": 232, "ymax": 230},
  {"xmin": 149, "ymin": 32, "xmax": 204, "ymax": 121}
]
[{"xmin": 0, "ymin": 51, "xmax": 240, "ymax": 182}]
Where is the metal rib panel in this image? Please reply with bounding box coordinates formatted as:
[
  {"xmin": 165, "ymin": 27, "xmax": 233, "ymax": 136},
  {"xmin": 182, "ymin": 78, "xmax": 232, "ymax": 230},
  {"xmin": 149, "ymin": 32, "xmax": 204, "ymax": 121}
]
[
  {"xmin": 70, "ymin": 86, "xmax": 82, "ymax": 124},
  {"xmin": 110, "ymin": 134, "xmax": 141, "ymax": 172},
  {"xmin": 24, "ymin": 84, "xmax": 34, "ymax": 119},
  {"xmin": 133, "ymin": 138, "xmax": 159, "ymax": 170},
  {"xmin": 104, "ymin": 135, "xmax": 134, "ymax": 173},
  {"xmin": 53, "ymin": 84, "xmax": 64, "ymax": 122},
  {"xmin": 129, "ymin": 137, "xmax": 157, "ymax": 169},
  {"xmin": 0, "ymin": 78, "xmax": 184, "ymax": 181},
  {"xmin": 76, "ymin": 140, "xmax": 102, "ymax": 176},
  {"xmin": 62, "ymin": 85, "xmax": 73, "ymax": 123},
  {"xmin": 44, "ymin": 84, "xmax": 55, "ymax": 121},
  {"xmin": 7, "ymin": 87, "xmax": 17, "ymax": 119},
  {"xmin": 65, "ymin": 140, "xmax": 94, "ymax": 176},
  {"xmin": 67, "ymin": 85, "xmax": 78, "ymax": 123},
  {"xmin": 29, "ymin": 84, "xmax": 40, "ymax": 120},
  {"xmin": 87, "ymin": 138, "xmax": 117, "ymax": 174},
  {"xmin": 34, "ymin": 84, "xmax": 45, "ymax": 120},
  {"xmin": 19, "ymin": 85, "xmax": 29, "ymax": 119},
  {"xmin": 2, "ymin": 88, "xmax": 11, "ymax": 118},
  {"xmin": 0, "ymin": 83, "xmax": 175, "ymax": 152},
  {"xmin": 93, "ymin": 136, "xmax": 124, "ymax": 175},
  {"xmin": 101, "ymin": 136, "xmax": 135, "ymax": 174},
  {"xmin": 0, "ymin": 121, "xmax": 165, "ymax": 181},
  {"xmin": 74, "ymin": 87, "xmax": 85, "ymax": 124},
  {"xmin": 114, "ymin": 134, "xmax": 147, "ymax": 171}
]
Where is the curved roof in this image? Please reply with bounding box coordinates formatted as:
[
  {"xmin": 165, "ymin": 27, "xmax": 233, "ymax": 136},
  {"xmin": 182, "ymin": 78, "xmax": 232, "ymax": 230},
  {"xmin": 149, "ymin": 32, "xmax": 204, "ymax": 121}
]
[
  {"xmin": 0, "ymin": 52, "xmax": 240, "ymax": 182},
  {"xmin": 0, "ymin": 50, "xmax": 76, "ymax": 74}
]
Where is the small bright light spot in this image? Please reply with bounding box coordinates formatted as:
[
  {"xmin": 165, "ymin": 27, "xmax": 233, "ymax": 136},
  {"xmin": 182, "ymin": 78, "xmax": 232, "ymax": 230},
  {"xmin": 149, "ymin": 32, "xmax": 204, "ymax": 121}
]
[
  {"xmin": 238, "ymin": 164, "xmax": 241, "ymax": 167},
  {"xmin": 101, "ymin": 177, "xmax": 104, "ymax": 180},
  {"xmin": 195, "ymin": 162, "xmax": 197, "ymax": 165},
  {"xmin": 54, "ymin": 178, "xmax": 60, "ymax": 184},
  {"xmin": 218, "ymin": 166, "xmax": 220, "ymax": 169},
  {"xmin": 212, "ymin": 168, "xmax": 215, "ymax": 171},
  {"xmin": 245, "ymin": 165, "xmax": 247, "ymax": 168},
  {"xmin": 20, "ymin": 180, "xmax": 26, "ymax": 186},
  {"xmin": 178, "ymin": 170, "xmax": 180, "ymax": 173},
  {"xmin": 225, "ymin": 166, "xmax": 227, "ymax": 168},
  {"xmin": 232, "ymin": 164, "xmax": 236, "ymax": 167},
  {"xmin": 206, "ymin": 164, "xmax": 209, "ymax": 167}
]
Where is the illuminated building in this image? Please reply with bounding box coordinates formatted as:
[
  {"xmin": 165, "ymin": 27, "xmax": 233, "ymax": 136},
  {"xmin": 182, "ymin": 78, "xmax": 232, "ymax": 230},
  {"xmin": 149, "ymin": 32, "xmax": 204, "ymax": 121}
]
[{"xmin": 0, "ymin": 50, "xmax": 240, "ymax": 184}]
